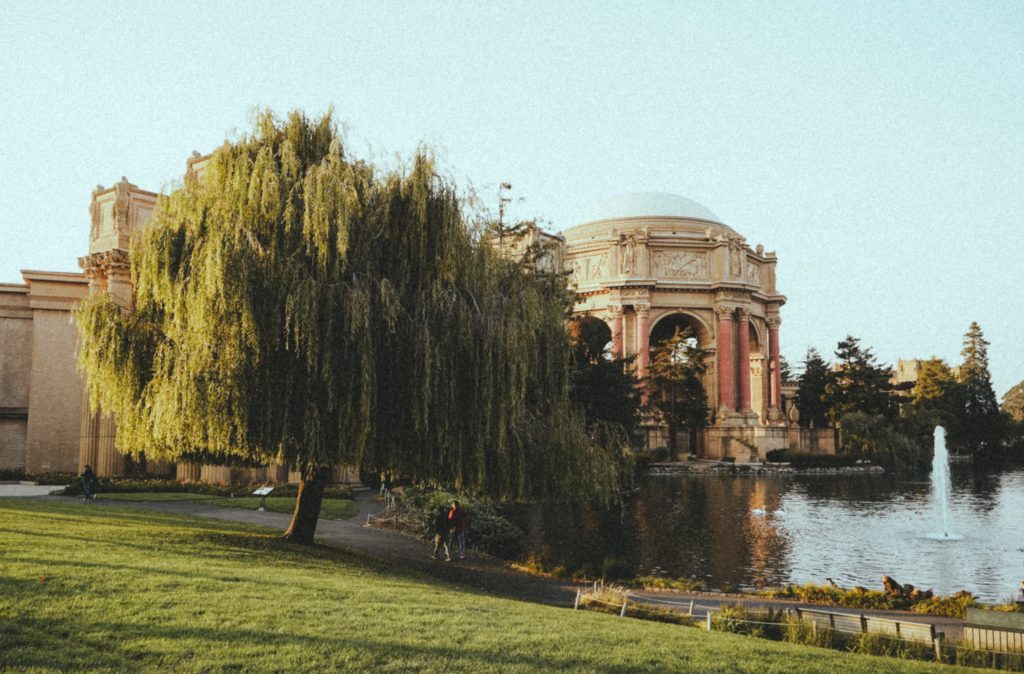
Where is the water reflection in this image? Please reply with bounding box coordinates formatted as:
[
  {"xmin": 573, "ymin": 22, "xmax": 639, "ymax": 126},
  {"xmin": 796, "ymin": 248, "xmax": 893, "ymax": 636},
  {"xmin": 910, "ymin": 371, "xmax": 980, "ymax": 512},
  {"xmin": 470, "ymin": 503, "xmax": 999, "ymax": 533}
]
[{"xmin": 507, "ymin": 465, "xmax": 1024, "ymax": 602}]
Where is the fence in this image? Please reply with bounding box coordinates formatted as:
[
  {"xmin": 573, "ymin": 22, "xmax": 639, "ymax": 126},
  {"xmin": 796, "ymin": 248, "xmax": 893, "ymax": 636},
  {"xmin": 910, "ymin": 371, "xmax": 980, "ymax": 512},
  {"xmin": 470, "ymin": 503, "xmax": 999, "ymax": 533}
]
[{"xmin": 365, "ymin": 489, "xmax": 398, "ymax": 526}]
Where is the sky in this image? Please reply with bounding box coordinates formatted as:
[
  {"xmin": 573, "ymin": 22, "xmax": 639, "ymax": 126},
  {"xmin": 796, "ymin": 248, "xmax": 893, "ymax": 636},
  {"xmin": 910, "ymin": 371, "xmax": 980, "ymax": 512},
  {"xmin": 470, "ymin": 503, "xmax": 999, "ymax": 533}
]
[{"xmin": 1, "ymin": 1, "xmax": 1022, "ymax": 397}]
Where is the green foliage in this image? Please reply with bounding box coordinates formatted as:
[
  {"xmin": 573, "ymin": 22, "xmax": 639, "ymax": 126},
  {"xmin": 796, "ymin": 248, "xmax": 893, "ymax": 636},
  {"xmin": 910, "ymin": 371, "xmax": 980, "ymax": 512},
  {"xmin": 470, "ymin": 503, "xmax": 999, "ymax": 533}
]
[
  {"xmin": 644, "ymin": 327, "xmax": 709, "ymax": 454},
  {"xmin": 826, "ymin": 336, "xmax": 896, "ymax": 428},
  {"xmin": 957, "ymin": 322, "xmax": 1006, "ymax": 456},
  {"xmin": 1004, "ymin": 380, "xmax": 1024, "ymax": 424},
  {"xmin": 909, "ymin": 591, "xmax": 977, "ymax": 618},
  {"xmin": 636, "ymin": 576, "xmax": 707, "ymax": 592},
  {"xmin": 76, "ymin": 110, "xmax": 622, "ymax": 505},
  {"xmin": 764, "ymin": 583, "xmax": 977, "ymax": 618},
  {"xmin": 839, "ymin": 412, "xmax": 929, "ymax": 470},
  {"xmin": 763, "ymin": 450, "xmax": 858, "ymax": 469},
  {"xmin": 568, "ymin": 316, "xmax": 641, "ymax": 443},
  {"xmin": 796, "ymin": 347, "xmax": 830, "ymax": 428},
  {"xmin": 403, "ymin": 488, "xmax": 525, "ymax": 559}
]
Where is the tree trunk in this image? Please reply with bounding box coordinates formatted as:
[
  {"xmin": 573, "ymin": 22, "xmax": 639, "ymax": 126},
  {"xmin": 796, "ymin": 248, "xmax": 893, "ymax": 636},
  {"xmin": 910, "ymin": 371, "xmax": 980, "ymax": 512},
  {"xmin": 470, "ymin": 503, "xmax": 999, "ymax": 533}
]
[{"xmin": 283, "ymin": 466, "xmax": 331, "ymax": 544}]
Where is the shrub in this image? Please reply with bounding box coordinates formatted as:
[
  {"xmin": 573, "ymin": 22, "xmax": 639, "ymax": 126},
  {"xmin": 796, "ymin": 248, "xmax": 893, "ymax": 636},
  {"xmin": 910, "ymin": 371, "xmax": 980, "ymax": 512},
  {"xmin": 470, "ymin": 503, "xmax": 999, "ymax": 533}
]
[
  {"xmin": 0, "ymin": 468, "xmax": 26, "ymax": 481},
  {"xmin": 764, "ymin": 583, "xmax": 976, "ymax": 618},
  {"xmin": 636, "ymin": 576, "xmax": 707, "ymax": 592},
  {"xmin": 783, "ymin": 453, "xmax": 858, "ymax": 470},
  {"xmin": 403, "ymin": 488, "xmax": 524, "ymax": 559},
  {"xmin": 909, "ymin": 590, "xmax": 976, "ymax": 618},
  {"xmin": 601, "ymin": 557, "xmax": 631, "ymax": 582}
]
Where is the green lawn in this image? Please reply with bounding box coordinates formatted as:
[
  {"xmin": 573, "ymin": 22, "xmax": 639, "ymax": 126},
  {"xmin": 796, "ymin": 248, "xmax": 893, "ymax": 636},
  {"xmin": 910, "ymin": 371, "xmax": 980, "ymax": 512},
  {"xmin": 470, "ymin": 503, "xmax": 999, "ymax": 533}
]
[
  {"xmin": 0, "ymin": 499, "xmax": 973, "ymax": 673},
  {"xmin": 96, "ymin": 492, "xmax": 359, "ymax": 519}
]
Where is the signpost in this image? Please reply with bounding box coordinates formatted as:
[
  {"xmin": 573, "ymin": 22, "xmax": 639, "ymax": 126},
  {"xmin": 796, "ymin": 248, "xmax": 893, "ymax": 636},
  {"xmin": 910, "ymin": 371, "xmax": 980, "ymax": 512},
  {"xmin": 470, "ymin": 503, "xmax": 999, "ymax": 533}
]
[{"xmin": 252, "ymin": 486, "xmax": 275, "ymax": 511}]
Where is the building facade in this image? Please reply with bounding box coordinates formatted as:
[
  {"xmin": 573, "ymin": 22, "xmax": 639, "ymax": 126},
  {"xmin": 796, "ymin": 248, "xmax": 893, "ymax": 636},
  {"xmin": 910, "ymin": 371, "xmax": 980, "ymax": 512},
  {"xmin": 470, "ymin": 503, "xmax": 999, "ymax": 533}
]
[{"xmin": 560, "ymin": 192, "xmax": 789, "ymax": 460}]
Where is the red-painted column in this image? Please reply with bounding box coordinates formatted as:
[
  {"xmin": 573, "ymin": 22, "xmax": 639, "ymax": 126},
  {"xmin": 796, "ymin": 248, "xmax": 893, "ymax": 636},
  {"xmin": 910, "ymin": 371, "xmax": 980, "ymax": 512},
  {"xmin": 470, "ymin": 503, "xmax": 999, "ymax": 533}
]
[
  {"xmin": 715, "ymin": 307, "xmax": 734, "ymax": 412},
  {"xmin": 768, "ymin": 315, "xmax": 782, "ymax": 414},
  {"xmin": 636, "ymin": 305, "xmax": 650, "ymax": 378},
  {"xmin": 610, "ymin": 308, "xmax": 624, "ymax": 359},
  {"xmin": 737, "ymin": 308, "xmax": 752, "ymax": 413}
]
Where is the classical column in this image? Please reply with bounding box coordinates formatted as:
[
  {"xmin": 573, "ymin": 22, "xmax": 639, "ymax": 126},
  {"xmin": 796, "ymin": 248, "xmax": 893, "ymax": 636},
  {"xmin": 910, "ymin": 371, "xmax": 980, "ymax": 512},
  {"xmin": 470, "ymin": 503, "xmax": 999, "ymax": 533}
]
[
  {"xmin": 635, "ymin": 304, "xmax": 650, "ymax": 378},
  {"xmin": 767, "ymin": 315, "xmax": 782, "ymax": 417},
  {"xmin": 103, "ymin": 251, "xmax": 133, "ymax": 310},
  {"xmin": 95, "ymin": 413, "xmax": 123, "ymax": 476},
  {"xmin": 715, "ymin": 306, "xmax": 734, "ymax": 413},
  {"xmin": 736, "ymin": 308, "xmax": 752, "ymax": 413},
  {"xmin": 609, "ymin": 308, "xmax": 624, "ymax": 359},
  {"xmin": 176, "ymin": 463, "xmax": 202, "ymax": 482}
]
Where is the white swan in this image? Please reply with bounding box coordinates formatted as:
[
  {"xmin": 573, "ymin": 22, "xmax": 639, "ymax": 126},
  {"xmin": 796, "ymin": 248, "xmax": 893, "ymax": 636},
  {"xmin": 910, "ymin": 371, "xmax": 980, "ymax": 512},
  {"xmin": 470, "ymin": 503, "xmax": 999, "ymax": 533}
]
[{"xmin": 750, "ymin": 506, "xmax": 766, "ymax": 516}]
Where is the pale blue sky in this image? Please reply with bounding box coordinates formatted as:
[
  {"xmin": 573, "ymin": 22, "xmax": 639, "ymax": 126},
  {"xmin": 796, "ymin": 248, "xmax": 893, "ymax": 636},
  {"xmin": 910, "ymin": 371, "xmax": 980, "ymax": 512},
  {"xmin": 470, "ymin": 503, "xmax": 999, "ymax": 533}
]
[{"xmin": 1, "ymin": 1, "xmax": 1021, "ymax": 396}]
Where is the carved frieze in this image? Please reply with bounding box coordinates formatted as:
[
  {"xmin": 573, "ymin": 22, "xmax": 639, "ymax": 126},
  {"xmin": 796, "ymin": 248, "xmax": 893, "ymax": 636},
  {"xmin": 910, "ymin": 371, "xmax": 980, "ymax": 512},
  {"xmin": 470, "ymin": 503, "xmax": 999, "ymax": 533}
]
[
  {"xmin": 569, "ymin": 253, "xmax": 608, "ymax": 283},
  {"xmin": 651, "ymin": 250, "xmax": 708, "ymax": 279}
]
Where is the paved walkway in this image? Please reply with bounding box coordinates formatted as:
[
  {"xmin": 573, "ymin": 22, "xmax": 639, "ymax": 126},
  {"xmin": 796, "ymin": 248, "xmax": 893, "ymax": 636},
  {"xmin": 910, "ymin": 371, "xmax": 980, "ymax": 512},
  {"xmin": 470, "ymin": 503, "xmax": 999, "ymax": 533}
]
[
  {"xmin": 0, "ymin": 482, "xmax": 68, "ymax": 497},
  {"xmin": 5, "ymin": 483, "xmax": 965, "ymax": 640}
]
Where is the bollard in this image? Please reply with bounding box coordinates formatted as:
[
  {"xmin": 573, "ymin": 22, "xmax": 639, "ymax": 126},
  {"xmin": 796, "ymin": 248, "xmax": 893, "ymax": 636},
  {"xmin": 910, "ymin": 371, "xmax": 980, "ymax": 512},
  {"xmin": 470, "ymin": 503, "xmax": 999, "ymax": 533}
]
[
  {"xmin": 706, "ymin": 610, "xmax": 712, "ymax": 631},
  {"xmin": 934, "ymin": 633, "xmax": 944, "ymax": 662},
  {"xmin": 689, "ymin": 600, "xmax": 694, "ymax": 616},
  {"xmin": 574, "ymin": 589, "xmax": 581, "ymax": 610},
  {"xmin": 620, "ymin": 599, "xmax": 628, "ymax": 617}
]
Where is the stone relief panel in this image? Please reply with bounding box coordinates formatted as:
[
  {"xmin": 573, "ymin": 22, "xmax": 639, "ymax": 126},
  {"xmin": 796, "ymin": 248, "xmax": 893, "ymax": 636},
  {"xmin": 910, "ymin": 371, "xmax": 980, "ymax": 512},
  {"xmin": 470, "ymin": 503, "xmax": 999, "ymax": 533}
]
[
  {"xmin": 651, "ymin": 250, "xmax": 708, "ymax": 280},
  {"xmin": 745, "ymin": 261, "xmax": 760, "ymax": 286},
  {"xmin": 569, "ymin": 253, "xmax": 608, "ymax": 283}
]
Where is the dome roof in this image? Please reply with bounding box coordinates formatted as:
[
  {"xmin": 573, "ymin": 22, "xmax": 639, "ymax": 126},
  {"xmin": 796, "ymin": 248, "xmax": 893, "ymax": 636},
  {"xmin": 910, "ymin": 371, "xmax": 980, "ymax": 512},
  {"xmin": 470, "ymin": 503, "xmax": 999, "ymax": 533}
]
[{"xmin": 579, "ymin": 191, "xmax": 722, "ymax": 225}]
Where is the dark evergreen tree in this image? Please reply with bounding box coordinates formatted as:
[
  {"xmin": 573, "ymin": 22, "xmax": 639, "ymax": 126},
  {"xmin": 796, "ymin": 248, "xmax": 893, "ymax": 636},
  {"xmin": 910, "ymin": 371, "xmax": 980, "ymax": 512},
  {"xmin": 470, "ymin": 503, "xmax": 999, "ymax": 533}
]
[
  {"xmin": 825, "ymin": 336, "xmax": 895, "ymax": 447},
  {"xmin": 568, "ymin": 316, "xmax": 640, "ymax": 442},
  {"xmin": 779, "ymin": 355, "xmax": 793, "ymax": 384},
  {"xmin": 795, "ymin": 347, "xmax": 829, "ymax": 428},
  {"xmin": 957, "ymin": 322, "xmax": 1004, "ymax": 454}
]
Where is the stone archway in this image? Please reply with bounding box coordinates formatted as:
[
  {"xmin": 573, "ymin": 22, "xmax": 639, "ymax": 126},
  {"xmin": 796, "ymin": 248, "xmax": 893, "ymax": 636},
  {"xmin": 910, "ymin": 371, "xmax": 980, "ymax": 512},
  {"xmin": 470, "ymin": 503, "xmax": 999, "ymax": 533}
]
[{"xmin": 646, "ymin": 311, "xmax": 712, "ymax": 457}]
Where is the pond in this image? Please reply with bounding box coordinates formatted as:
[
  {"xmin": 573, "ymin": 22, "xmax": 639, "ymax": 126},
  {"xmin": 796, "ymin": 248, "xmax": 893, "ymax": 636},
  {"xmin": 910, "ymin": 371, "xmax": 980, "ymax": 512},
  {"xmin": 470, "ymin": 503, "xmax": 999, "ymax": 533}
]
[{"xmin": 508, "ymin": 464, "xmax": 1024, "ymax": 603}]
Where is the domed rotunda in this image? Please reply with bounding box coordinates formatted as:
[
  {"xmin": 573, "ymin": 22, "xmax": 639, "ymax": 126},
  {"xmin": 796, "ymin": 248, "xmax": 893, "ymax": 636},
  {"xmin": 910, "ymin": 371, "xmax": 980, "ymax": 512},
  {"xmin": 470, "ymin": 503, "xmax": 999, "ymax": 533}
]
[{"xmin": 561, "ymin": 192, "xmax": 788, "ymax": 460}]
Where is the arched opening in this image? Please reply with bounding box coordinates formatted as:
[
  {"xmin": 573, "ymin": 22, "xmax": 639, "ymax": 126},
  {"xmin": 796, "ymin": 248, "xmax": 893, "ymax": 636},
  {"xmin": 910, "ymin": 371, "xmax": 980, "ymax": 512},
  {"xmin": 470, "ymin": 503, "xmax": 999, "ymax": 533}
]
[
  {"xmin": 646, "ymin": 312, "xmax": 710, "ymax": 457},
  {"xmin": 569, "ymin": 315, "xmax": 613, "ymax": 363}
]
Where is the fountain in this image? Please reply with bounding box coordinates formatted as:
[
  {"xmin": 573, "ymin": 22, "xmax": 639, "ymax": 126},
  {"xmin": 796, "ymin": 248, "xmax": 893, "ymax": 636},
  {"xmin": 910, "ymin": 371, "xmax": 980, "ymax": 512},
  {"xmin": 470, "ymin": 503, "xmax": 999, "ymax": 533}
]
[{"xmin": 928, "ymin": 426, "xmax": 960, "ymax": 540}]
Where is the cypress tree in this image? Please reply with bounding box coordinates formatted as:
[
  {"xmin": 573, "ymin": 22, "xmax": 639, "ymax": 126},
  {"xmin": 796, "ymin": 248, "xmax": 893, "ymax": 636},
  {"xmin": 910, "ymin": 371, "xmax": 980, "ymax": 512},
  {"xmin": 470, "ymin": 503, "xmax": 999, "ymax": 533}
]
[
  {"xmin": 77, "ymin": 111, "xmax": 621, "ymax": 542},
  {"xmin": 958, "ymin": 322, "xmax": 1003, "ymax": 454}
]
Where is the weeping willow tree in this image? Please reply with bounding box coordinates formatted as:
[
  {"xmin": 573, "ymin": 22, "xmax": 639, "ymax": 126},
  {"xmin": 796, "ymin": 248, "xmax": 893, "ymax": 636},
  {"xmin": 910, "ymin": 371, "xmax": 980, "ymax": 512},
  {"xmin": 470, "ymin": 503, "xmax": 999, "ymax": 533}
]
[{"xmin": 77, "ymin": 110, "xmax": 622, "ymax": 542}]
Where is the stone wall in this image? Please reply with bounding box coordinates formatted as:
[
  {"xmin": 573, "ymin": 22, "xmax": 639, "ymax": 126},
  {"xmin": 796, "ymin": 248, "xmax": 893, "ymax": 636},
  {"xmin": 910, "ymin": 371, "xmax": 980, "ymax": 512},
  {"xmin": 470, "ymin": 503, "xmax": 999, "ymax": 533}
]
[{"xmin": 0, "ymin": 272, "xmax": 88, "ymax": 473}]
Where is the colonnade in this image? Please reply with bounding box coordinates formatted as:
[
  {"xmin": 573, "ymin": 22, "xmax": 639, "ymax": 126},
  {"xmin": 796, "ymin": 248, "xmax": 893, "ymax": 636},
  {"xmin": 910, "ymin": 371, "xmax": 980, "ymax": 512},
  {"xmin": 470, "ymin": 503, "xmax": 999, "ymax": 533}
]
[{"xmin": 607, "ymin": 304, "xmax": 783, "ymax": 421}]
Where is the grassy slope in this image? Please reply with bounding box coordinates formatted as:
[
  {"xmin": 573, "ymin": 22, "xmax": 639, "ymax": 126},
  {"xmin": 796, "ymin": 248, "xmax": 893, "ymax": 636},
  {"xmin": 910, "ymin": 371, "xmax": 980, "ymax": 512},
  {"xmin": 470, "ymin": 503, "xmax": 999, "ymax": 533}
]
[
  {"xmin": 0, "ymin": 499, "xmax": 974, "ymax": 674},
  {"xmin": 95, "ymin": 493, "xmax": 359, "ymax": 519}
]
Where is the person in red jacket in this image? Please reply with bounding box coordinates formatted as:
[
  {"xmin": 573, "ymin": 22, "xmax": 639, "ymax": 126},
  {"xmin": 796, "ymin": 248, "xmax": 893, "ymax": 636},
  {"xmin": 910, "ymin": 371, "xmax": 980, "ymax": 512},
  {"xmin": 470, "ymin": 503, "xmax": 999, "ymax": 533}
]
[{"xmin": 448, "ymin": 500, "xmax": 468, "ymax": 560}]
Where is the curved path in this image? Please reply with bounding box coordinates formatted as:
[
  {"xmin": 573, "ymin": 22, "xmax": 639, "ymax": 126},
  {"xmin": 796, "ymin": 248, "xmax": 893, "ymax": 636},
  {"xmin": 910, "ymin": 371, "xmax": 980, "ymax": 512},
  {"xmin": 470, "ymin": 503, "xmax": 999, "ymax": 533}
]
[{"xmin": 29, "ymin": 486, "xmax": 964, "ymax": 640}]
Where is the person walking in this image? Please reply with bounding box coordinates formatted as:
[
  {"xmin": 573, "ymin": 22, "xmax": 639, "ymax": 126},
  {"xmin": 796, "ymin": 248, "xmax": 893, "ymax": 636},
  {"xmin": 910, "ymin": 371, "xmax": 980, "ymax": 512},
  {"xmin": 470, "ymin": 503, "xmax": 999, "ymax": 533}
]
[
  {"xmin": 81, "ymin": 465, "xmax": 97, "ymax": 501},
  {"xmin": 448, "ymin": 500, "xmax": 468, "ymax": 560},
  {"xmin": 431, "ymin": 505, "xmax": 451, "ymax": 561}
]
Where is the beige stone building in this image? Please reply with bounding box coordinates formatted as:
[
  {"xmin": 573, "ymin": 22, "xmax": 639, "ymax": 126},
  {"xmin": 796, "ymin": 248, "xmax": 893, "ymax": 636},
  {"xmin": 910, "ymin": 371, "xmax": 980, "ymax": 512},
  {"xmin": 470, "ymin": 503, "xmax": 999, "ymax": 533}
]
[
  {"xmin": 1, "ymin": 161, "xmax": 830, "ymax": 478},
  {"xmin": 0, "ymin": 271, "xmax": 88, "ymax": 473}
]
